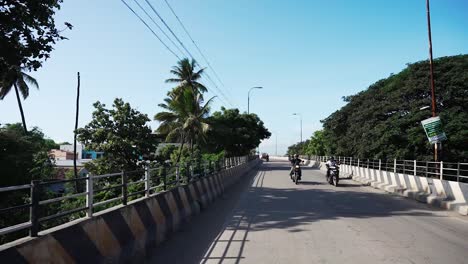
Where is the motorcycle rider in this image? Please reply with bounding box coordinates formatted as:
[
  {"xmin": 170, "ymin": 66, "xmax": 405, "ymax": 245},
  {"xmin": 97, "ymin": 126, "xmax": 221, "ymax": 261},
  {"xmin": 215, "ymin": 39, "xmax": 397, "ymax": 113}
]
[
  {"xmin": 289, "ymin": 154, "xmax": 303, "ymax": 179},
  {"xmin": 325, "ymin": 156, "xmax": 337, "ymax": 178}
]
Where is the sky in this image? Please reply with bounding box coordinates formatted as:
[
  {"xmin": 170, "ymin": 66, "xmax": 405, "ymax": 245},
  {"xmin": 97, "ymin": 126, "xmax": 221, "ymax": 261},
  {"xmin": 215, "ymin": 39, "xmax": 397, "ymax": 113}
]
[{"xmin": 1, "ymin": 0, "xmax": 467, "ymax": 155}]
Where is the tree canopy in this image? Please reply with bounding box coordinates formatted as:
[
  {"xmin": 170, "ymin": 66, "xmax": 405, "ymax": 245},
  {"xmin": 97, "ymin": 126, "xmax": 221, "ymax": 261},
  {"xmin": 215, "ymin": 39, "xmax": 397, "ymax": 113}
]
[
  {"xmin": 0, "ymin": 123, "xmax": 57, "ymax": 186},
  {"xmin": 77, "ymin": 98, "xmax": 158, "ymax": 174},
  {"xmin": 0, "ymin": 0, "xmax": 71, "ymax": 73},
  {"xmin": 321, "ymin": 55, "xmax": 468, "ymax": 161},
  {"xmin": 203, "ymin": 107, "xmax": 271, "ymax": 157}
]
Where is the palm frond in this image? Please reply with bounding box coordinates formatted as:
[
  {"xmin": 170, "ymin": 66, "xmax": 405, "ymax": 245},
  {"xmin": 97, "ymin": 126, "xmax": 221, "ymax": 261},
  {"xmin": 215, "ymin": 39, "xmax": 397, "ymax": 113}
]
[
  {"xmin": 16, "ymin": 79, "xmax": 30, "ymax": 99},
  {"xmin": 21, "ymin": 72, "xmax": 39, "ymax": 90}
]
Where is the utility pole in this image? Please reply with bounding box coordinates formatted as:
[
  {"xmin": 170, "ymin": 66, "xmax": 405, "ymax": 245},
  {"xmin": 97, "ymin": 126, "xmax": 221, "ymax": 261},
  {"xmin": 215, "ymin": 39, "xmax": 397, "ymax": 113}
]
[
  {"xmin": 74, "ymin": 72, "xmax": 80, "ymax": 178},
  {"xmin": 426, "ymin": 0, "xmax": 439, "ymax": 161}
]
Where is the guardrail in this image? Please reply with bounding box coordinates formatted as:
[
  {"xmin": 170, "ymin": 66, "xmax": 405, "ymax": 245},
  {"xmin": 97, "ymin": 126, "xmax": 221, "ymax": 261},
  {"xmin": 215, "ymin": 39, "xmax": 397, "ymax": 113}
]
[
  {"xmin": 305, "ymin": 155, "xmax": 468, "ymax": 182},
  {"xmin": 0, "ymin": 155, "xmax": 256, "ymax": 244}
]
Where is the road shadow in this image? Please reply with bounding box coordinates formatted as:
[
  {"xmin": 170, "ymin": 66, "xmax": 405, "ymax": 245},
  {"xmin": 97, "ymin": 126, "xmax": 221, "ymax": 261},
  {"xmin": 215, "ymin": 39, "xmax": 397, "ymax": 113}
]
[
  {"xmin": 148, "ymin": 164, "xmax": 441, "ymax": 264},
  {"xmin": 199, "ymin": 168, "xmax": 439, "ymax": 264},
  {"xmin": 295, "ymin": 181, "xmax": 324, "ymax": 186}
]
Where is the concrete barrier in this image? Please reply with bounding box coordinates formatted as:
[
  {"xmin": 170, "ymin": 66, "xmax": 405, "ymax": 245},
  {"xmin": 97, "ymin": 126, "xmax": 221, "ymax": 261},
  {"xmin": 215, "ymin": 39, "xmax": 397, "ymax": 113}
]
[
  {"xmin": 0, "ymin": 160, "xmax": 261, "ymax": 263},
  {"xmin": 307, "ymin": 159, "xmax": 468, "ymax": 216}
]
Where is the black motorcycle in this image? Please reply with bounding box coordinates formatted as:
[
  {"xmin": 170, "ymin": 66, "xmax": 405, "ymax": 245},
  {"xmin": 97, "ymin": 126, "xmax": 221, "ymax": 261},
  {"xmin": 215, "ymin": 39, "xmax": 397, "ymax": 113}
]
[
  {"xmin": 291, "ymin": 164, "xmax": 301, "ymax": 184},
  {"xmin": 326, "ymin": 165, "xmax": 339, "ymax": 186}
]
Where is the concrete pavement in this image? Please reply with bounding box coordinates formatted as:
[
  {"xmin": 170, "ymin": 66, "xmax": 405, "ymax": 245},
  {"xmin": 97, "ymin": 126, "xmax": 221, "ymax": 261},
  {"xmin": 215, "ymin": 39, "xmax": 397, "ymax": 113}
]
[{"xmin": 148, "ymin": 161, "xmax": 468, "ymax": 264}]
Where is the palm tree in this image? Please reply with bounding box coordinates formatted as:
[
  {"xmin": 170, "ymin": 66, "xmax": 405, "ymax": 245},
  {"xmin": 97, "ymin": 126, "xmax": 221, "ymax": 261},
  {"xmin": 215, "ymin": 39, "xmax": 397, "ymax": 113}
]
[
  {"xmin": 166, "ymin": 58, "xmax": 207, "ymax": 97},
  {"xmin": 155, "ymin": 88, "xmax": 215, "ymax": 162},
  {"xmin": 0, "ymin": 66, "xmax": 39, "ymax": 134}
]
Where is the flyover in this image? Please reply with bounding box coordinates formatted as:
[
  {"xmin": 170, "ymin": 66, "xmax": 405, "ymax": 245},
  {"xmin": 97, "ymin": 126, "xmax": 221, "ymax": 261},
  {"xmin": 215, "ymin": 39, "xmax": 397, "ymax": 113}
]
[
  {"xmin": 1, "ymin": 159, "xmax": 467, "ymax": 263},
  {"xmin": 147, "ymin": 160, "xmax": 468, "ymax": 264}
]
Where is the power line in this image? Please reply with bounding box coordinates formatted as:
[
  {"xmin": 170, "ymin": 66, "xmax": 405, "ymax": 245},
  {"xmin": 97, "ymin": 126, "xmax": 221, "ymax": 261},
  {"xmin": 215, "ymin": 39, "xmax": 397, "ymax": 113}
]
[
  {"xmin": 131, "ymin": 0, "xmax": 187, "ymax": 57},
  {"xmin": 143, "ymin": 0, "xmax": 234, "ymax": 107},
  {"xmin": 143, "ymin": 0, "xmax": 196, "ymax": 60},
  {"xmin": 163, "ymin": 0, "xmax": 228, "ymax": 89},
  {"xmin": 120, "ymin": 0, "xmax": 180, "ymax": 59},
  {"xmin": 123, "ymin": 0, "xmax": 233, "ymax": 107}
]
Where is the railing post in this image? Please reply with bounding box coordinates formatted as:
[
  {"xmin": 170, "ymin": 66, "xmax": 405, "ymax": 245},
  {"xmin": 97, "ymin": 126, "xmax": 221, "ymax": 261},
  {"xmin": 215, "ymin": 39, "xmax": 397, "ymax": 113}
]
[
  {"xmin": 357, "ymin": 159, "xmax": 360, "ymax": 167},
  {"xmin": 145, "ymin": 164, "xmax": 150, "ymax": 197},
  {"xmin": 457, "ymin": 163, "xmax": 460, "ymax": 182},
  {"xmin": 414, "ymin": 160, "xmax": 417, "ymax": 176},
  {"xmin": 367, "ymin": 159, "xmax": 369, "ymax": 169},
  {"xmin": 440, "ymin": 161, "xmax": 444, "ymax": 180},
  {"xmin": 379, "ymin": 159, "xmax": 381, "ymax": 171},
  {"xmin": 86, "ymin": 174, "xmax": 93, "ymax": 217},
  {"xmin": 190, "ymin": 163, "xmax": 194, "ymax": 180},
  {"xmin": 350, "ymin": 157, "xmax": 353, "ymax": 167},
  {"xmin": 175, "ymin": 165, "xmax": 180, "ymax": 186},
  {"xmin": 426, "ymin": 161, "xmax": 429, "ymax": 177},
  {"xmin": 394, "ymin": 159, "xmax": 397, "ymax": 173},
  {"xmin": 162, "ymin": 166, "xmax": 167, "ymax": 191},
  {"xmin": 121, "ymin": 171, "xmax": 128, "ymax": 206},
  {"xmin": 29, "ymin": 180, "xmax": 40, "ymax": 237}
]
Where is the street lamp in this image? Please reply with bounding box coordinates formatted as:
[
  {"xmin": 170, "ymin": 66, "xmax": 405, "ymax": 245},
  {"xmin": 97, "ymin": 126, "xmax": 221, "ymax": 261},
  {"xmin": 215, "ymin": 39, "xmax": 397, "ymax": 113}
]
[
  {"xmin": 292, "ymin": 113, "xmax": 302, "ymax": 144},
  {"xmin": 271, "ymin": 131, "xmax": 278, "ymax": 156},
  {"xmin": 247, "ymin": 86, "xmax": 263, "ymax": 114}
]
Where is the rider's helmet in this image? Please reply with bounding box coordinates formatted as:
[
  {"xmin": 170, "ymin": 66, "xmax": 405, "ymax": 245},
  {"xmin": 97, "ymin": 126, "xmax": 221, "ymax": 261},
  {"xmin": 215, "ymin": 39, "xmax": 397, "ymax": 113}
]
[
  {"xmin": 330, "ymin": 156, "xmax": 335, "ymax": 161},
  {"xmin": 294, "ymin": 154, "xmax": 299, "ymax": 158}
]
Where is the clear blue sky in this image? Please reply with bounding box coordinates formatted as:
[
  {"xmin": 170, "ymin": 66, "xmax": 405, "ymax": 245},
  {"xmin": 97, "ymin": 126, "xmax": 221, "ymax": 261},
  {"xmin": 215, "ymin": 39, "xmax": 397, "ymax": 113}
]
[{"xmin": 1, "ymin": 0, "xmax": 467, "ymax": 155}]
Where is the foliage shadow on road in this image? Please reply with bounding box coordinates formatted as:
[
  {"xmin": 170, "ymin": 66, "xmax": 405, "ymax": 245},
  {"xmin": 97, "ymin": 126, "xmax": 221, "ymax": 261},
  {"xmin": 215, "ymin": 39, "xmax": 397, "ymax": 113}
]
[{"xmin": 200, "ymin": 170, "xmax": 439, "ymax": 263}]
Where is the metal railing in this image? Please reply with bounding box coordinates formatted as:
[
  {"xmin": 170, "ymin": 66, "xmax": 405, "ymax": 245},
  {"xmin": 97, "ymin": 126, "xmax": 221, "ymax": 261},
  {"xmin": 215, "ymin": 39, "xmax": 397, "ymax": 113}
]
[
  {"xmin": 0, "ymin": 155, "xmax": 256, "ymax": 244},
  {"xmin": 307, "ymin": 155, "xmax": 468, "ymax": 183}
]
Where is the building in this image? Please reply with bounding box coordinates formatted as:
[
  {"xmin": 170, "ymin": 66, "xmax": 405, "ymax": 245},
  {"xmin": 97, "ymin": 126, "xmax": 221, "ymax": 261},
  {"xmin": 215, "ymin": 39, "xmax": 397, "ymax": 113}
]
[
  {"xmin": 49, "ymin": 149, "xmax": 75, "ymax": 161},
  {"xmin": 51, "ymin": 144, "xmax": 104, "ymax": 160}
]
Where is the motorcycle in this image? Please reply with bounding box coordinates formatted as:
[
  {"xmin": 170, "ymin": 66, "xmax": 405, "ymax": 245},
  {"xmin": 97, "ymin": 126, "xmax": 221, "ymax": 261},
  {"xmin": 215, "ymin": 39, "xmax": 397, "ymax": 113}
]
[
  {"xmin": 326, "ymin": 164, "xmax": 340, "ymax": 186},
  {"xmin": 290, "ymin": 164, "xmax": 301, "ymax": 184}
]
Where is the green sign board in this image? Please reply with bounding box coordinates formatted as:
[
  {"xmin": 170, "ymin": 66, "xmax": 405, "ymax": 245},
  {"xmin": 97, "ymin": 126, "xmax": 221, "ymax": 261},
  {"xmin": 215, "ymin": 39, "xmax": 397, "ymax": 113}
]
[{"xmin": 421, "ymin": 116, "xmax": 447, "ymax": 144}]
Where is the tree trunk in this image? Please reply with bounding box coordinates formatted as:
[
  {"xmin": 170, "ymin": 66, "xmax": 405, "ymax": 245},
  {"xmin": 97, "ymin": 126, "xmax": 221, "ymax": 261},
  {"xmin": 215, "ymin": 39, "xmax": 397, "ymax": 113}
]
[
  {"xmin": 74, "ymin": 72, "xmax": 80, "ymax": 178},
  {"xmin": 13, "ymin": 83, "xmax": 28, "ymax": 134}
]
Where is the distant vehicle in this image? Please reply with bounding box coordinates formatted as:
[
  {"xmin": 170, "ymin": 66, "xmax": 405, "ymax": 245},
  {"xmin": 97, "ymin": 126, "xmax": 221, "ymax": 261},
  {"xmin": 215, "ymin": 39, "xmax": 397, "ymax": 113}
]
[{"xmin": 261, "ymin": 153, "xmax": 269, "ymax": 161}]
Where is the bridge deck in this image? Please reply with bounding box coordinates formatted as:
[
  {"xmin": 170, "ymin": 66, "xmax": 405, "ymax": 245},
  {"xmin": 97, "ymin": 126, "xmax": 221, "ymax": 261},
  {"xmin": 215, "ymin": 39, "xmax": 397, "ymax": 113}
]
[{"xmin": 148, "ymin": 161, "xmax": 468, "ymax": 264}]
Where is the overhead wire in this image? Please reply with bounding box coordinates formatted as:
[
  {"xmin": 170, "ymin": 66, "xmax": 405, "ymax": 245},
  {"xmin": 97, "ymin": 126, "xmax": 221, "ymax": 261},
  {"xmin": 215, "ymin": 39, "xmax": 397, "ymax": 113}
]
[
  {"xmin": 131, "ymin": 0, "xmax": 187, "ymax": 57},
  {"xmin": 162, "ymin": 0, "xmax": 236, "ymax": 105},
  {"xmin": 163, "ymin": 0, "xmax": 228, "ymax": 89},
  {"xmin": 142, "ymin": 0, "xmax": 234, "ymax": 107},
  {"xmin": 120, "ymin": 0, "xmax": 180, "ymax": 59},
  {"xmin": 122, "ymin": 0, "xmax": 233, "ymax": 107}
]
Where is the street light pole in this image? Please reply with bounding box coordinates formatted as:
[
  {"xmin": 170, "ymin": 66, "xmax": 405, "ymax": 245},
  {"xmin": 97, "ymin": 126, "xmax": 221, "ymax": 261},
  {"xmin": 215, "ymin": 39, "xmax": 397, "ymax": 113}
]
[
  {"xmin": 292, "ymin": 113, "xmax": 302, "ymax": 143},
  {"xmin": 247, "ymin": 87, "xmax": 263, "ymax": 114},
  {"xmin": 426, "ymin": 0, "xmax": 439, "ymax": 161},
  {"xmin": 276, "ymin": 133, "xmax": 278, "ymax": 156}
]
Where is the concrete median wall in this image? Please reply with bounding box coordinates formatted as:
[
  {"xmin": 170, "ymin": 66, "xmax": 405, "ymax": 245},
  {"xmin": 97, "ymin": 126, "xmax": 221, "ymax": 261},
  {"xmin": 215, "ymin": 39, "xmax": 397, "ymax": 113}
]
[
  {"xmin": 0, "ymin": 160, "xmax": 261, "ymax": 263},
  {"xmin": 308, "ymin": 159, "xmax": 468, "ymax": 216}
]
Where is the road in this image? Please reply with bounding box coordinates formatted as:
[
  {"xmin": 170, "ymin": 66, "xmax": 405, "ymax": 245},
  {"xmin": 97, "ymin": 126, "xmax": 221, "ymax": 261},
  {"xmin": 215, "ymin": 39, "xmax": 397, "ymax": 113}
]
[{"xmin": 148, "ymin": 161, "xmax": 468, "ymax": 264}]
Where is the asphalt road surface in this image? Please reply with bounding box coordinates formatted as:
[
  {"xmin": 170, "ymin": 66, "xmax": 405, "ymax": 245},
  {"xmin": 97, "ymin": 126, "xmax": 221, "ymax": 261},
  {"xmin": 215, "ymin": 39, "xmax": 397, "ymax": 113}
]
[{"xmin": 148, "ymin": 161, "xmax": 468, "ymax": 264}]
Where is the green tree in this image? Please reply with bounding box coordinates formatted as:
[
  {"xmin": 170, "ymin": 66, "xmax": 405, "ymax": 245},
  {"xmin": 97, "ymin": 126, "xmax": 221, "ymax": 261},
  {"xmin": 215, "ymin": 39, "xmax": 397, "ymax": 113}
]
[
  {"xmin": 0, "ymin": 123, "xmax": 56, "ymax": 186},
  {"xmin": 165, "ymin": 58, "xmax": 207, "ymax": 96},
  {"xmin": 306, "ymin": 130, "xmax": 328, "ymax": 156},
  {"xmin": 77, "ymin": 98, "xmax": 157, "ymax": 174},
  {"xmin": 155, "ymin": 88, "xmax": 214, "ymax": 160},
  {"xmin": 0, "ymin": 0, "xmax": 71, "ymax": 73},
  {"xmin": 321, "ymin": 55, "xmax": 468, "ymax": 161},
  {"xmin": 0, "ymin": 123, "xmax": 58, "ymax": 244},
  {"xmin": 0, "ymin": 67, "xmax": 39, "ymax": 133},
  {"xmin": 286, "ymin": 140, "xmax": 309, "ymax": 156},
  {"xmin": 203, "ymin": 108, "xmax": 271, "ymax": 156}
]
